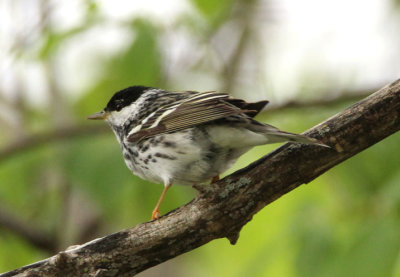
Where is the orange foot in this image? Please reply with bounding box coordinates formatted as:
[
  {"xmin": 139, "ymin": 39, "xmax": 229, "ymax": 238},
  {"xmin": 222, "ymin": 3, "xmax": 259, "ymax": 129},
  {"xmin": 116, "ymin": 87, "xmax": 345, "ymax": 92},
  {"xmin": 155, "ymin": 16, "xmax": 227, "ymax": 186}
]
[
  {"xmin": 152, "ymin": 209, "xmax": 161, "ymax": 220},
  {"xmin": 151, "ymin": 183, "xmax": 171, "ymax": 220}
]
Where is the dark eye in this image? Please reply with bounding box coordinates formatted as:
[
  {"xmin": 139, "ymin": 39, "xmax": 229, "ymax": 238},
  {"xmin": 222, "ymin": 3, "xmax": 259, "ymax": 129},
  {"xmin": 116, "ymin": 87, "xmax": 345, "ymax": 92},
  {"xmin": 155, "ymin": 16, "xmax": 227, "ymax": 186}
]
[{"xmin": 115, "ymin": 100, "xmax": 124, "ymax": 111}]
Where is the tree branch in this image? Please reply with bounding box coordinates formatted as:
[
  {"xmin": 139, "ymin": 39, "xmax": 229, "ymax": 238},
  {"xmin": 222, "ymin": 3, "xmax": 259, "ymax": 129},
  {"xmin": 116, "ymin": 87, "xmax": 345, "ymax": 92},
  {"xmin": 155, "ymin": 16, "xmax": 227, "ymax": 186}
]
[{"xmin": 1, "ymin": 79, "xmax": 400, "ymax": 277}]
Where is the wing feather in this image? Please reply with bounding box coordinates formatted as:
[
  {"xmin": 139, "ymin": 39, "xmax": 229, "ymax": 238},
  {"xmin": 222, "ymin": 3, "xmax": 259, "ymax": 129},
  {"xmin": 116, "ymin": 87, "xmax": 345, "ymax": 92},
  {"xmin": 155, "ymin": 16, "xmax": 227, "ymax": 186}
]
[{"xmin": 127, "ymin": 91, "xmax": 258, "ymax": 143}]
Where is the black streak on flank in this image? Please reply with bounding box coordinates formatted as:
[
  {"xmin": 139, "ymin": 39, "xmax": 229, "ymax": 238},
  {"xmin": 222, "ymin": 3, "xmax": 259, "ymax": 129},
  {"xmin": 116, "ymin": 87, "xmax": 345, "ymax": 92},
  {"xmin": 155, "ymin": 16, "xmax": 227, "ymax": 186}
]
[
  {"xmin": 154, "ymin": 153, "xmax": 177, "ymax": 160},
  {"xmin": 124, "ymin": 143, "xmax": 139, "ymax": 158},
  {"xmin": 163, "ymin": 141, "xmax": 176, "ymax": 148},
  {"xmin": 141, "ymin": 145, "xmax": 149, "ymax": 152}
]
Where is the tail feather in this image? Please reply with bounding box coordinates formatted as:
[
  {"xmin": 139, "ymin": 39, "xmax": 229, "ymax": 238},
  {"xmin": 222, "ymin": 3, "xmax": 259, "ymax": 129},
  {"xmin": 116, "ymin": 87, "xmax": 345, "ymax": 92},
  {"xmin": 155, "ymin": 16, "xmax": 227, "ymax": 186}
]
[
  {"xmin": 266, "ymin": 131, "xmax": 330, "ymax": 148},
  {"xmin": 245, "ymin": 120, "xmax": 329, "ymax": 148}
]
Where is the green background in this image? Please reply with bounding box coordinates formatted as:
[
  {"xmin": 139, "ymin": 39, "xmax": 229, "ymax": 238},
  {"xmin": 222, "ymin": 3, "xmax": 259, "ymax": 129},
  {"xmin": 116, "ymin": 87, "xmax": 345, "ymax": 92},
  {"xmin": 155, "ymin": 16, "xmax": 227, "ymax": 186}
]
[{"xmin": 1, "ymin": 0, "xmax": 399, "ymax": 276}]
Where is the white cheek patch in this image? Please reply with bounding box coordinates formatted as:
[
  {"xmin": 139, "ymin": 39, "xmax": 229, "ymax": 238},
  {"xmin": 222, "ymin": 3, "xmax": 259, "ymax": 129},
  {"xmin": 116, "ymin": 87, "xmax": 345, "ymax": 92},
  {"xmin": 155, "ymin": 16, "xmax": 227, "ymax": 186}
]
[{"xmin": 106, "ymin": 99, "xmax": 142, "ymax": 127}]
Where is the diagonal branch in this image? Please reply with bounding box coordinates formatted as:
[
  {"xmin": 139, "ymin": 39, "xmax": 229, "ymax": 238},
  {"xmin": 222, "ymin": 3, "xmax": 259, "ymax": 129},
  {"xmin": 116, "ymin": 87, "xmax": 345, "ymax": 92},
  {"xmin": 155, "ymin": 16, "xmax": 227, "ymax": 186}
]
[{"xmin": 1, "ymin": 79, "xmax": 400, "ymax": 277}]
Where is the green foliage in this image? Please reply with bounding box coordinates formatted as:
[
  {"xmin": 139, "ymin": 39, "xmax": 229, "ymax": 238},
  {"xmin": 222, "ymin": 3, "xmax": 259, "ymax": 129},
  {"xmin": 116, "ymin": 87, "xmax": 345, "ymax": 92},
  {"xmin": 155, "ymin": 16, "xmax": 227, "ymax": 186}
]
[
  {"xmin": 39, "ymin": 27, "xmax": 87, "ymax": 60},
  {"xmin": 38, "ymin": 2, "xmax": 101, "ymax": 60},
  {"xmin": 190, "ymin": 0, "xmax": 235, "ymax": 26},
  {"xmin": 0, "ymin": 231, "xmax": 46, "ymax": 272},
  {"xmin": 1, "ymin": 1, "xmax": 400, "ymax": 276}
]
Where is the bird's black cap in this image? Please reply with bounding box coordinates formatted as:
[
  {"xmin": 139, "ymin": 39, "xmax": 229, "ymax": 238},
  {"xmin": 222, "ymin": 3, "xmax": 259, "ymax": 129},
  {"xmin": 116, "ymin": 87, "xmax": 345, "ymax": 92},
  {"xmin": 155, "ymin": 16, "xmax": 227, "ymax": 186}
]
[{"xmin": 105, "ymin": 86, "xmax": 153, "ymax": 112}]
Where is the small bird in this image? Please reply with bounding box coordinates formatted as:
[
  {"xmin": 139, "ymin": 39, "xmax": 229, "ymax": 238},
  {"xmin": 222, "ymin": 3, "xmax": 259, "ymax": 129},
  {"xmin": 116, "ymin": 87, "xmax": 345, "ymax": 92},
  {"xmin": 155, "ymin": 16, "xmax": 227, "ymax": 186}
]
[{"xmin": 88, "ymin": 86, "xmax": 327, "ymax": 219}]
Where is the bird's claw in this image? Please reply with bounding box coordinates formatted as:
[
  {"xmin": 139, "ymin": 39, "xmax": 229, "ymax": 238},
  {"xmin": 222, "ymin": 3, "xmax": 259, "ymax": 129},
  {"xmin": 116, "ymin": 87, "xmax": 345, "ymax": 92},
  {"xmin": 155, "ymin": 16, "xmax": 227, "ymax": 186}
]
[{"xmin": 152, "ymin": 210, "xmax": 161, "ymax": 220}]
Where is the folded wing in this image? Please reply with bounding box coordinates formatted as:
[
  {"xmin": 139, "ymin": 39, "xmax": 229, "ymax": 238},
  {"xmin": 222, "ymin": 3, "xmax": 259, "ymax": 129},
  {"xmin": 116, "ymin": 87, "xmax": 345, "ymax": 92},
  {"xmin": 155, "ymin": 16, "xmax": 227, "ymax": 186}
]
[{"xmin": 127, "ymin": 91, "xmax": 268, "ymax": 143}]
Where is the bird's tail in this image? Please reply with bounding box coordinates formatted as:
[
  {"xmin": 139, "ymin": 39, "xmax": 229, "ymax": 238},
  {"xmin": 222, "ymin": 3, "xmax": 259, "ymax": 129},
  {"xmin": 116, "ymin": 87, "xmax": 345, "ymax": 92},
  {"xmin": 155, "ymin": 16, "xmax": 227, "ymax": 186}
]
[{"xmin": 265, "ymin": 130, "xmax": 330, "ymax": 148}]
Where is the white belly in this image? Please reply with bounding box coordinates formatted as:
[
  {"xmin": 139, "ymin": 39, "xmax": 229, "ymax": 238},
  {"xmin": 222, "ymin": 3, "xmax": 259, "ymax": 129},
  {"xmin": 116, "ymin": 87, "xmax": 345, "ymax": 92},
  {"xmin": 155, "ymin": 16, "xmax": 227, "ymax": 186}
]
[{"xmin": 120, "ymin": 128, "xmax": 251, "ymax": 186}]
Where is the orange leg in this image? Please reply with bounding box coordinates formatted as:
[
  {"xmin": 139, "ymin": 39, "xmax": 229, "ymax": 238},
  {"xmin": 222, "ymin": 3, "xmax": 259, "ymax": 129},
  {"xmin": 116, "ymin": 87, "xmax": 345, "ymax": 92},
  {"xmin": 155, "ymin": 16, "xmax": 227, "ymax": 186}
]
[
  {"xmin": 211, "ymin": 175, "xmax": 220, "ymax": 184},
  {"xmin": 152, "ymin": 183, "xmax": 171, "ymax": 220}
]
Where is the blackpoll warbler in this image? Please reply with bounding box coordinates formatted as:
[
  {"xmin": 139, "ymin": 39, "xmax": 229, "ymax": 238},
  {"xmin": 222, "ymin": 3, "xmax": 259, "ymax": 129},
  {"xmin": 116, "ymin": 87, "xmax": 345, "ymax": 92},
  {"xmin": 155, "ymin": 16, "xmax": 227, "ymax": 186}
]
[{"xmin": 88, "ymin": 86, "xmax": 327, "ymax": 219}]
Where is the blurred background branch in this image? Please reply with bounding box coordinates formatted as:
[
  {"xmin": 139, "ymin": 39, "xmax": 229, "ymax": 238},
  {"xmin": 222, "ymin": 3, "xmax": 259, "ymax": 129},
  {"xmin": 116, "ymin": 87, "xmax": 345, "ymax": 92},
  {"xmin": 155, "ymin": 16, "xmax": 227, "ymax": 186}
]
[{"xmin": 0, "ymin": 125, "xmax": 107, "ymax": 163}]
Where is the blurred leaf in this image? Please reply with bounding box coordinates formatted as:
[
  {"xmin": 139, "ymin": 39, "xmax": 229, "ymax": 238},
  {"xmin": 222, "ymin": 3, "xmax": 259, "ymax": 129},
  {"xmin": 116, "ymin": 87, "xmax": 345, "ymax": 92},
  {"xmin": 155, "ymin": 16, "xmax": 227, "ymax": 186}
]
[
  {"xmin": 39, "ymin": 27, "xmax": 86, "ymax": 59},
  {"xmin": 190, "ymin": 0, "xmax": 234, "ymax": 26},
  {"xmin": 85, "ymin": 0, "xmax": 99, "ymax": 17},
  {"xmin": 38, "ymin": 3, "xmax": 100, "ymax": 60}
]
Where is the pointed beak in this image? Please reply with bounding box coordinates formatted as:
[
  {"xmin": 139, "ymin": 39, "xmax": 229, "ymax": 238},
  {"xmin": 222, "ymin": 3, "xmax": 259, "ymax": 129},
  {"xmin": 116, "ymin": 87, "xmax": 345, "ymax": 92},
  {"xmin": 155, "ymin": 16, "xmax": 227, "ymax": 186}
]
[{"xmin": 87, "ymin": 110, "xmax": 108, "ymax": 120}]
